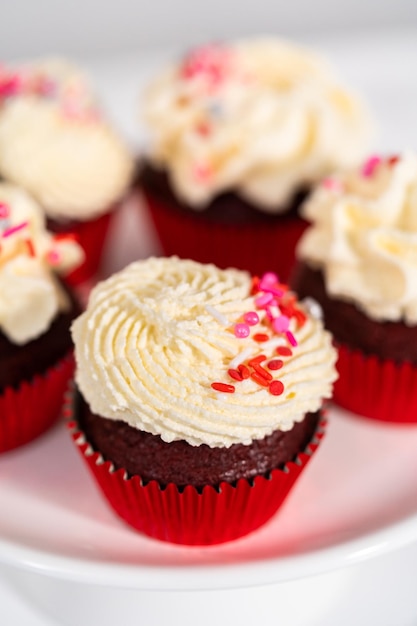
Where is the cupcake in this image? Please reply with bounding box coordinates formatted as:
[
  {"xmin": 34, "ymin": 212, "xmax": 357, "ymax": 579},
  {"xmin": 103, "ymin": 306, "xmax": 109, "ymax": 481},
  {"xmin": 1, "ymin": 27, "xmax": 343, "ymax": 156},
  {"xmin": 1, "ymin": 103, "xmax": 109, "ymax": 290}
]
[
  {"xmin": 292, "ymin": 151, "xmax": 417, "ymax": 423},
  {"xmin": 70, "ymin": 257, "xmax": 337, "ymax": 545},
  {"xmin": 138, "ymin": 38, "xmax": 372, "ymax": 281},
  {"xmin": 0, "ymin": 182, "xmax": 83, "ymax": 452},
  {"xmin": 0, "ymin": 59, "xmax": 133, "ymax": 285}
]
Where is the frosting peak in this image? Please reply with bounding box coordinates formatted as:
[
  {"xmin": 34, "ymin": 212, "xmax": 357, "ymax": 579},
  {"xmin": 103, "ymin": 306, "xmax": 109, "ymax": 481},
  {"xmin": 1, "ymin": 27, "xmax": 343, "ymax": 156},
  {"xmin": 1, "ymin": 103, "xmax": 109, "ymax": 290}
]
[
  {"xmin": 298, "ymin": 151, "xmax": 417, "ymax": 323},
  {"xmin": 0, "ymin": 183, "xmax": 83, "ymax": 344},
  {"xmin": 144, "ymin": 38, "xmax": 372, "ymax": 211},
  {"xmin": 72, "ymin": 257, "xmax": 337, "ymax": 448},
  {"xmin": 0, "ymin": 59, "xmax": 133, "ymax": 220}
]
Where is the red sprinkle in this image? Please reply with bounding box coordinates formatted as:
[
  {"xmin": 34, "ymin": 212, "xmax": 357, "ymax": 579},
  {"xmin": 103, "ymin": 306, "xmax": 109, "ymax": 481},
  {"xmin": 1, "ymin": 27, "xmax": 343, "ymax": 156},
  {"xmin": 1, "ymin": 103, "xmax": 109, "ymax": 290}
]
[
  {"xmin": 269, "ymin": 380, "xmax": 285, "ymax": 396},
  {"xmin": 238, "ymin": 364, "xmax": 250, "ymax": 379},
  {"xmin": 253, "ymin": 333, "xmax": 269, "ymax": 343},
  {"xmin": 25, "ymin": 239, "xmax": 36, "ymax": 257},
  {"xmin": 388, "ymin": 155, "xmax": 399, "ymax": 166},
  {"xmin": 228, "ymin": 368, "xmax": 243, "ymax": 382},
  {"xmin": 248, "ymin": 354, "xmax": 266, "ymax": 365},
  {"xmin": 276, "ymin": 346, "xmax": 293, "ymax": 357},
  {"xmin": 251, "ymin": 276, "xmax": 260, "ymax": 294},
  {"xmin": 196, "ymin": 121, "xmax": 211, "ymax": 136},
  {"xmin": 250, "ymin": 372, "xmax": 270, "ymax": 387},
  {"xmin": 211, "ymin": 382, "xmax": 235, "ymax": 393},
  {"xmin": 293, "ymin": 308, "xmax": 307, "ymax": 327},
  {"xmin": 252, "ymin": 362, "xmax": 273, "ymax": 381},
  {"xmin": 267, "ymin": 359, "xmax": 283, "ymax": 370}
]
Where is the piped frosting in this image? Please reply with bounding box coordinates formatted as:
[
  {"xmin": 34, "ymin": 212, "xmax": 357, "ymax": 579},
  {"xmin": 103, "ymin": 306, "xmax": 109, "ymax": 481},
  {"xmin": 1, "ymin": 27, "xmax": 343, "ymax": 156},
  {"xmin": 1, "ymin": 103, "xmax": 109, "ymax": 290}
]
[
  {"xmin": 0, "ymin": 59, "xmax": 133, "ymax": 220},
  {"xmin": 0, "ymin": 182, "xmax": 83, "ymax": 344},
  {"xmin": 298, "ymin": 151, "xmax": 417, "ymax": 323},
  {"xmin": 72, "ymin": 257, "xmax": 337, "ymax": 448},
  {"xmin": 143, "ymin": 38, "xmax": 373, "ymax": 211}
]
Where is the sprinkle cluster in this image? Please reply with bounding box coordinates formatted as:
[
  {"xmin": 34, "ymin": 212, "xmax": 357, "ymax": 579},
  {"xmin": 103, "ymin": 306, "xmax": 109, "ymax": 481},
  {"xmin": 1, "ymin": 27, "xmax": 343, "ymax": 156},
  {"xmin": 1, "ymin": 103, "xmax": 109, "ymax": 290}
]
[
  {"xmin": 322, "ymin": 154, "xmax": 400, "ymax": 194},
  {"xmin": 0, "ymin": 201, "xmax": 75, "ymax": 267},
  {"xmin": 180, "ymin": 44, "xmax": 234, "ymax": 91},
  {"xmin": 211, "ymin": 272, "xmax": 308, "ymax": 396},
  {"xmin": 0, "ymin": 65, "xmax": 98, "ymax": 122}
]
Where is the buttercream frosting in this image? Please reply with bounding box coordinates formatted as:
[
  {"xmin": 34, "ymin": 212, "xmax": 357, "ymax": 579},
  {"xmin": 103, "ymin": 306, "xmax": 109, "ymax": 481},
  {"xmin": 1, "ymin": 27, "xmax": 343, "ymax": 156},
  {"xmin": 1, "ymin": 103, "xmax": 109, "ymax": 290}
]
[
  {"xmin": 0, "ymin": 59, "xmax": 133, "ymax": 220},
  {"xmin": 298, "ymin": 151, "xmax": 417, "ymax": 323},
  {"xmin": 143, "ymin": 38, "xmax": 372, "ymax": 211},
  {"xmin": 0, "ymin": 183, "xmax": 84, "ymax": 344},
  {"xmin": 72, "ymin": 257, "xmax": 337, "ymax": 448}
]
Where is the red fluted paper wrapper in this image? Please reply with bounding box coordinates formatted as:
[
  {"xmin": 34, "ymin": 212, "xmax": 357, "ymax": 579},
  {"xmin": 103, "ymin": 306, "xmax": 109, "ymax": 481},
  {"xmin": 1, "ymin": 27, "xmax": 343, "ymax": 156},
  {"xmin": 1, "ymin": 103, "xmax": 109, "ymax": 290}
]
[
  {"xmin": 67, "ymin": 410, "xmax": 325, "ymax": 546},
  {"xmin": 142, "ymin": 190, "xmax": 307, "ymax": 283},
  {"xmin": 48, "ymin": 208, "xmax": 116, "ymax": 286},
  {"xmin": 0, "ymin": 353, "xmax": 74, "ymax": 453},
  {"xmin": 334, "ymin": 343, "xmax": 417, "ymax": 423}
]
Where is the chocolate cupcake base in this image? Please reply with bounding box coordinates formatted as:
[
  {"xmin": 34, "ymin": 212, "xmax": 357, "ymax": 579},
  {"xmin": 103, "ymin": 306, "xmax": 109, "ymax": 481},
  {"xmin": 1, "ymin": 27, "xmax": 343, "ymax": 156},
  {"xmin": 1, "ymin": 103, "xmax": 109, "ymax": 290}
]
[
  {"xmin": 291, "ymin": 262, "xmax": 417, "ymax": 364},
  {"xmin": 77, "ymin": 393, "xmax": 320, "ymax": 489},
  {"xmin": 69, "ymin": 394, "xmax": 325, "ymax": 544}
]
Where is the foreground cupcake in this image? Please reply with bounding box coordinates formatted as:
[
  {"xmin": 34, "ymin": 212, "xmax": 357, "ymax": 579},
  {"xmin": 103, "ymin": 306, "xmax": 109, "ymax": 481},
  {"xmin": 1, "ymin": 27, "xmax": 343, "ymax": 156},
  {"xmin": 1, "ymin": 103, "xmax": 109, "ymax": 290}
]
[
  {"xmin": 0, "ymin": 183, "xmax": 83, "ymax": 452},
  {"xmin": 71, "ymin": 257, "xmax": 337, "ymax": 545},
  {"xmin": 0, "ymin": 59, "xmax": 133, "ymax": 284},
  {"xmin": 292, "ymin": 151, "xmax": 417, "ymax": 423},
  {"xmin": 138, "ymin": 38, "xmax": 372, "ymax": 280}
]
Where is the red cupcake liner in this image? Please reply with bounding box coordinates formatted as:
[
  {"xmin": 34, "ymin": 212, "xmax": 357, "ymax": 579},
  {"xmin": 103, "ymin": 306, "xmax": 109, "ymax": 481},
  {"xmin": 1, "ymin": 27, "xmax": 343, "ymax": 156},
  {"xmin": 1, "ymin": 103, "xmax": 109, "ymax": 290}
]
[
  {"xmin": 142, "ymin": 190, "xmax": 308, "ymax": 283},
  {"xmin": 334, "ymin": 343, "xmax": 417, "ymax": 423},
  {"xmin": 0, "ymin": 353, "xmax": 74, "ymax": 453},
  {"xmin": 48, "ymin": 208, "xmax": 116, "ymax": 287},
  {"xmin": 67, "ymin": 408, "xmax": 325, "ymax": 546}
]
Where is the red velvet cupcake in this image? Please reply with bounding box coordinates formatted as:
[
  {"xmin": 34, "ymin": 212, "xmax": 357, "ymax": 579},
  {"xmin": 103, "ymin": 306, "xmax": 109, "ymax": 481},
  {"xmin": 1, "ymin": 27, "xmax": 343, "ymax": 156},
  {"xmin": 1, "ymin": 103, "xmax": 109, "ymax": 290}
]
[
  {"xmin": 138, "ymin": 38, "xmax": 372, "ymax": 281},
  {"xmin": 0, "ymin": 59, "xmax": 133, "ymax": 285},
  {"xmin": 292, "ymin": 151, "xmax": 417, "ymax": 423},
  {"xmin": 0, "ymin": 183, "xmax": 83, "ymax": 452},
  {"xmin": 71, "ymin": 257, "xmax": 337, "ymax": 545}
]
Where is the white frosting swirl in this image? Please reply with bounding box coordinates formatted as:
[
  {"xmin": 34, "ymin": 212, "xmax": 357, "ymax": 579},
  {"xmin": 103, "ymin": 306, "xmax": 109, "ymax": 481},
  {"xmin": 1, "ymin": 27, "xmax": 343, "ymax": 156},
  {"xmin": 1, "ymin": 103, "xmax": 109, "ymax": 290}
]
[
  {"xmin": 298, "ymin": 151, "xmax": 417, "ymax": 323},
  {"xmin": 0, "ymin": 59, "xmax": 133, "ymax": 220},
  {"xmin": 0, "ymin": 183, "xmax": 84, "ymax": 344},
  {"xmin": 72, "ymin": 257, "xmax": 337, "ymax": 448},
  {"xmin": 143, "ymin": 38, "xmax": 372, "ymax": 211}
]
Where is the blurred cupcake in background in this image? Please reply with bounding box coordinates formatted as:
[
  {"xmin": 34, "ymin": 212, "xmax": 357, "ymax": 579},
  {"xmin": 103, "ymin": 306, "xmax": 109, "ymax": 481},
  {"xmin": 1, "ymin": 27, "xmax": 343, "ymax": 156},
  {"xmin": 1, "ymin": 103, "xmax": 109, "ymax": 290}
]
[
  {"xmin": 292, "ymin": 151, "xmax": 417, "ymax": 423},
  {"xmin": 0, "ymin": 182, "xmax": 83, "ymax": 452},
  {"xmin": 0, "ymin": 59, "xmax": 133, "ymax": 285},
  {"xmin": 138, "ymin": 37, "xmax": 373, "ymax": 281}
]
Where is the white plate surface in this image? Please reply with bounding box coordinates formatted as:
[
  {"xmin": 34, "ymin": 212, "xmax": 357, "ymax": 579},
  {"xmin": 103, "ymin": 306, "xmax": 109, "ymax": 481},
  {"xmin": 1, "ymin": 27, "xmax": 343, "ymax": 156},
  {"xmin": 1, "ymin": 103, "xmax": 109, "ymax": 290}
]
[
  {"xmin": 1, "ymin": 395, "xmax": 417, "ymax": 590},
  {"xmin": 1, "ymin": 32, "xmax": 417, "ymax": 593}
]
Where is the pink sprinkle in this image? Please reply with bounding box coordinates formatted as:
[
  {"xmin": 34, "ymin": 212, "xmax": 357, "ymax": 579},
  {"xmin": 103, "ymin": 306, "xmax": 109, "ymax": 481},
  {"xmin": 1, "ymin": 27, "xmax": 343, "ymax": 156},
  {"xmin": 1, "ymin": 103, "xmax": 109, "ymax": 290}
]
[
  {"xmin": 234, "ymin": 323, "xmax": 250, "ymax": 339},
  {"xmin": 193, "ymin": 163, "xmax": 213, "ymax": 182},
  {"xmin": 273, "ymin": 315, "xmax": 290, "ymax": 333},
  {"xmin": 362, "ymin": 155, "xmax": 381, "ymax": 178},
  {"xmin": 0, "ymin": 73, "xmax": 22, "ymax": 97},
  {"xmin": 243, "ymin": 311, "xmax": 259, "ymax": 326},
  {"xmin": 255, "ymin": 292, "xmax": 273, "ymax": 308},
  {"xmin": 260, "ymin": 272, "xmax": 279, "ymax": 286},
  {"xmin": 196, "ymin": 121, "xmax": 211, "ymax": 136},
  {"xmin": 322, "ymin": 178, "xmax": 344, "ymax": 193},
  {"xmin": 260, "ymin": 284, "xmax": 285, "ymax": 297},
  {"xmin": 47, "ymin": 249, "xmax": 61, "ymax": 265},
  {"xmin": 265, "ymin": 306, "xmax": 274, "ymax": 321},
  {"xmin": 286, "ymin": 330, "xmax": 298, "ymax": 347},
  {"xmin": 2, "ymin": 221, "xmax": 28, "ymax": 238},
  {"xmin": 0, "ymin": 202, "xmax": 10, "ymax": 219}
]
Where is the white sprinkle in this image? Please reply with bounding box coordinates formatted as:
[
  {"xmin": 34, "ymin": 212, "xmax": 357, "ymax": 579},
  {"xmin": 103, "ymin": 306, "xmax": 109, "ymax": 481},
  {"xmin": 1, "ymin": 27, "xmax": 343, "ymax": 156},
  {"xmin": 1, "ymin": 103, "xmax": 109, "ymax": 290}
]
[
  {"xmin": 302, "ymin": 297, "xmax": 323, "ymax": 320},
  {"xmin": 260, "ymin": 337, "xmax": 287, "ymax": 352},
  {"xmin": 205, "ymin": 305, "xmax": 229, "ymax": 327},
  {"xmin": 229, "ymin": 347, "xmax": 255, "ymax": 369}
]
